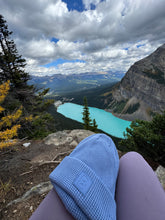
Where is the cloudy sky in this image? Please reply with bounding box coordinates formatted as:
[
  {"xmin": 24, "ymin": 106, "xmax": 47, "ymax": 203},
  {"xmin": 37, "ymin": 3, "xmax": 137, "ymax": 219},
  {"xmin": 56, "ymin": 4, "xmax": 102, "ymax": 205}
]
[{"xmin": 1, "ymin": 0, "xmax": 165, "ymax": 76}]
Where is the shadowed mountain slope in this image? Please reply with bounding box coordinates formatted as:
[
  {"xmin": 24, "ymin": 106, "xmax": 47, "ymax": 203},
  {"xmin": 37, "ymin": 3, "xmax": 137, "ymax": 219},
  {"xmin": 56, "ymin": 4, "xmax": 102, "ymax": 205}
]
[{"xmin": 104, "ymin": 44, "xmax": 165, "ymax": 121}]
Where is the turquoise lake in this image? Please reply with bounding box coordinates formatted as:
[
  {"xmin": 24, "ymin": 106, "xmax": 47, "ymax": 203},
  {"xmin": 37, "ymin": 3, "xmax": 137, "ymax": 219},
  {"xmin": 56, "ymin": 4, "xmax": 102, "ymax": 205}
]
[{"xmin": 57, "ymin": 103, "xmax": 131, "ymax": 138}]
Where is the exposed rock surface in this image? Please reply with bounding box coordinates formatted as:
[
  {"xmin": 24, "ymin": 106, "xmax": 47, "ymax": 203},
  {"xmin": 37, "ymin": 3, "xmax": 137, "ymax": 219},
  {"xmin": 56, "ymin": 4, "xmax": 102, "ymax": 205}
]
[
  {"xmin": 54, "ymin": 100, "xmax": 62, "ymax": 108},
  {"xmin": 44, "ymin": 129, "xmax": 95, "ymax": 146},
  {"xmin": 7, "ymin": 181, "xmax": 53, "ymax": 207},
  {"xmin": 155, "ymin": 165, "xmax": 165, "ymax": 190},
  {"xmin": 106, "ymin": 44, "xmax": 165, "ymax": 120},
  {"xmin": 31, "ymin": 130, "xmax": 95, "ymax": 164}
]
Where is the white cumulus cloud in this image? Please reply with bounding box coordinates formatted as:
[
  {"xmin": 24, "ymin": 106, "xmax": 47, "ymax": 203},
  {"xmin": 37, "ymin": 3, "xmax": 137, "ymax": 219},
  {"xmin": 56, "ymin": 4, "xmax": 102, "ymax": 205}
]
[{"xmin": 0, "ymin": 0, "xmax": 165, "ymax": 76}]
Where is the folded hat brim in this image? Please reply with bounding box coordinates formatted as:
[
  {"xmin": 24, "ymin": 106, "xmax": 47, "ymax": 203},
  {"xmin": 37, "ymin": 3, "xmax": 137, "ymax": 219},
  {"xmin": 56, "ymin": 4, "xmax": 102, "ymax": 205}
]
[{"xmin": 50, "ymin": 156, "xmax": 116, "ymax": 220}]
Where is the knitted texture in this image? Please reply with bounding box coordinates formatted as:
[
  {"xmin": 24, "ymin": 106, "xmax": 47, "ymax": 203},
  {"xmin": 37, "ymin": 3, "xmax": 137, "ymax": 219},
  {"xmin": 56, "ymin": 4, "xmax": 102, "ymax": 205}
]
[{"xmin": 49, "ymin": 134, "xmax": 119, "ymax": 220}]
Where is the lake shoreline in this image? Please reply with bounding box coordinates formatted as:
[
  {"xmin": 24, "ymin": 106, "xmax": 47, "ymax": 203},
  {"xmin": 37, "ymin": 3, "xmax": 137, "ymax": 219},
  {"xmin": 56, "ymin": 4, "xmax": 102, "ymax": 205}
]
[
  {"xmin": 104, "ymin": 108, "xmax": 132, "ymax": 122},
  {"xmin": 56, "ymin": 100, "xmax": 133, "ymax": 122},
  {"xmin": 57, "ymin": 102, "xmax": 131, "ymax": 138}
]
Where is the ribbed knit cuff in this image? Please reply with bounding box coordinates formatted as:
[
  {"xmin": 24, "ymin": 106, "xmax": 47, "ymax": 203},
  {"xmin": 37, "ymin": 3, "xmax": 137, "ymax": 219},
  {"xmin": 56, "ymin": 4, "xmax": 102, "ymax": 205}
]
[{"xmin": 49, "ymin": 156, "xmax": 116, "ymax": 220}]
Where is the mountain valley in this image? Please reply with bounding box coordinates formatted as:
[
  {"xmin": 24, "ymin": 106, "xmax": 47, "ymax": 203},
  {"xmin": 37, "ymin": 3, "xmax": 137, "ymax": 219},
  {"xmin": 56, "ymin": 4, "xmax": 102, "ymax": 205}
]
[{"xmin": 29, "ymin": 71, "xmax": 124, "ymax": 95}]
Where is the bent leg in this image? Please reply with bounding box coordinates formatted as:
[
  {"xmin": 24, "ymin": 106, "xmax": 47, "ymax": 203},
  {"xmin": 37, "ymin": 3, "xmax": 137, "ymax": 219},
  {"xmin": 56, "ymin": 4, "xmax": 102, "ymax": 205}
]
[
  {"xmin": 29, "ymin": 189, "xmax": 74, "ymax": 220},
  {"xmin": 116, "ymin": 152, "xmax": 165, "ymax": 220}
]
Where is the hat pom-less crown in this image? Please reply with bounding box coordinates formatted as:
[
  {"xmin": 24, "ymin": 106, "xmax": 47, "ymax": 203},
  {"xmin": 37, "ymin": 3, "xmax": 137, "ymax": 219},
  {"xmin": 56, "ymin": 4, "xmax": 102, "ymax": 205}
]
[{"xmin": 49, "ymin": 134, "xmax": 119, "ymax": 220}]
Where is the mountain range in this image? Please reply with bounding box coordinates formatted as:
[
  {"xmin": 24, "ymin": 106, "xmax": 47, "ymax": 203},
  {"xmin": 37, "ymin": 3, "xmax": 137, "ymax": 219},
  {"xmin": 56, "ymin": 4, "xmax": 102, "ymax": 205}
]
[{"xmin": 29, "ymin": 71, "xmax": 125, "ymax": 95}]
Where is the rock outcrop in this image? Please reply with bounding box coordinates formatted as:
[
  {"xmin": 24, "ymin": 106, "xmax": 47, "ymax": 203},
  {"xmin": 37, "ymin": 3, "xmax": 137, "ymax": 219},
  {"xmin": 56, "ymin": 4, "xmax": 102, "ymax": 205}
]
[
  {"xmin": 7, "ymin": 182, "xmax": 53, "ymax": 207},
  {"xmin": 155, "ymin": 165, "xmax": 165, "ymax": 190},
  {"xmin": 106, "ymin": 44, "xmax": 165, "ymax": 120},
  {"xmin": 44, "ymin": 129, "xmax": 95, "ymax": 146}
]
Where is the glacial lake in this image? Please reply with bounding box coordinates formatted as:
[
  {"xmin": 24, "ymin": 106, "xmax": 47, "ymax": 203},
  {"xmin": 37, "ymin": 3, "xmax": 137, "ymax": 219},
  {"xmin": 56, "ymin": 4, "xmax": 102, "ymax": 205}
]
[{"xmin": 57, "ymin": 103, "xmax": 131, "ymax": 138}]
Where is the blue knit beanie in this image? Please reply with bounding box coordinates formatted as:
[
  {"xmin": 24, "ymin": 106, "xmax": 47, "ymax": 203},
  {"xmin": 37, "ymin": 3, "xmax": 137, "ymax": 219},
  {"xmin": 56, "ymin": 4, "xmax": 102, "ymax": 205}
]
[{"xmin": 49, "ymin": 134, "xmax": 119, "ymax": 220}]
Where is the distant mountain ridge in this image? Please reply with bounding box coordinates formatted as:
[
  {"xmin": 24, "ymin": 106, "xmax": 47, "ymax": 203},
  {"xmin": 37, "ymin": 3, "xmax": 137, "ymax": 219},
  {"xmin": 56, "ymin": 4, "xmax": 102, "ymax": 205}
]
[
  {"xmin": 29, "ymin": 71, "xmax": 125, "ymax": 95},
  {"xmin": 104, "ymin": 44, "xmax": 165, "ymax": 121}
]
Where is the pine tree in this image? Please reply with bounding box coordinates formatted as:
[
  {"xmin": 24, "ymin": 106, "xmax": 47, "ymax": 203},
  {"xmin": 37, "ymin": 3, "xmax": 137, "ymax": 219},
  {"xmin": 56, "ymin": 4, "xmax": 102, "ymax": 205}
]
[
  {"xmin": 82, "ymin": 97, "xmax": 98, "ymax": 132},
  {"xmin": 0, "ymin": 14, "xmax": 30, "ymax": 88},
  {"xmin": 0, "ymin": 14, "xmax": 35, "ymax": 107},
  {"xmin": 82, "ymin": 96, "xmax": 92, "ymax": 130},
  {"xmin": 0, "ymin": 81, "xmax": 22, "ymax": 148},
  {"xmin": 92, "ymin": 119, "xmax": 98, "ymax": 132}
]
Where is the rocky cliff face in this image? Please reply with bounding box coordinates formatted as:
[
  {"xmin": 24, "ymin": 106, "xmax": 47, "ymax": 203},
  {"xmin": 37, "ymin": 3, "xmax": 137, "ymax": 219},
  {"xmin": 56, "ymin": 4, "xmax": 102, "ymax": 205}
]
[{"xmin": 107, "ymin": 44, "xmax": 165, "ymax": 121}]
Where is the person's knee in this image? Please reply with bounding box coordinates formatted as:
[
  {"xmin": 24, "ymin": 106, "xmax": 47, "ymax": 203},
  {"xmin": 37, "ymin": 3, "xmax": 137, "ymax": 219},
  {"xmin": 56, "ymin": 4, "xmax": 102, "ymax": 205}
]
[
  {"xmin": 119, "ymin": 151, "xmax": 146, "ymax": 169},
  {"xmin": 121, "ymin": 151, "xmax": 143, "ymax": 161}
]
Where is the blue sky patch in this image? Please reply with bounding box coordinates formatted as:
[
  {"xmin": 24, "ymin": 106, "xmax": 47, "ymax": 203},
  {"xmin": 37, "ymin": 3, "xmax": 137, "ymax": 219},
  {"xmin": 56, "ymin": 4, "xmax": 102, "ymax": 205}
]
[
  {"xmin": 62, "ymin": 0, "xmax": 85, "ymax": 12},
  {"xmin": 43, "ymin": 58, "xmax": 86, "ymax": 68},
  {"xmin": 51, "ymin": 37, "xmax": 59, "ymax": 43},
  {"xmin": 62, "ymin": 0, "xmax": 104, "ymax": 12},
  {"xmin": 137, "ymin": 44, "xmax": 145, "ymax": 48},
  {"xmin": 90, "ymin": 3, "xmax": 96, "ymax": 10}
]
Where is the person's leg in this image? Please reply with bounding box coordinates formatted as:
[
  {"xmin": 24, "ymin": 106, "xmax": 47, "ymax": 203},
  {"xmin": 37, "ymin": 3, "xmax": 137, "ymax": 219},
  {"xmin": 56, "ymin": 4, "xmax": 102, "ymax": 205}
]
[
  {"xmin": 29, "ymin": 188, "xmax": 74, "ymax": 220},
  {"xmin": 116, "ymin": 152, "xmax": 165, "ymax": 220}
]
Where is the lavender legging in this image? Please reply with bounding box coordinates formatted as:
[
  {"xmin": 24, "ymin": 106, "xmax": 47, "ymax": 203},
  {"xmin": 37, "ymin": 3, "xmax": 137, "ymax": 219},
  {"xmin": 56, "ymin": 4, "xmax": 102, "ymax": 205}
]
[{"xmin": 30, "ymin": 152, "xmax": 165, "ymax": 220}]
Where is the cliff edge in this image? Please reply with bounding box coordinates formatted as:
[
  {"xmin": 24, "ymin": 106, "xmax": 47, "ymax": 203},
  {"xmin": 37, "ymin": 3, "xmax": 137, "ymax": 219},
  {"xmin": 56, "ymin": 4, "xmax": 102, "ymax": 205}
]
[{"xmin": 106, "ymin": 44, "xmax": 165, "ymax": 121}]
